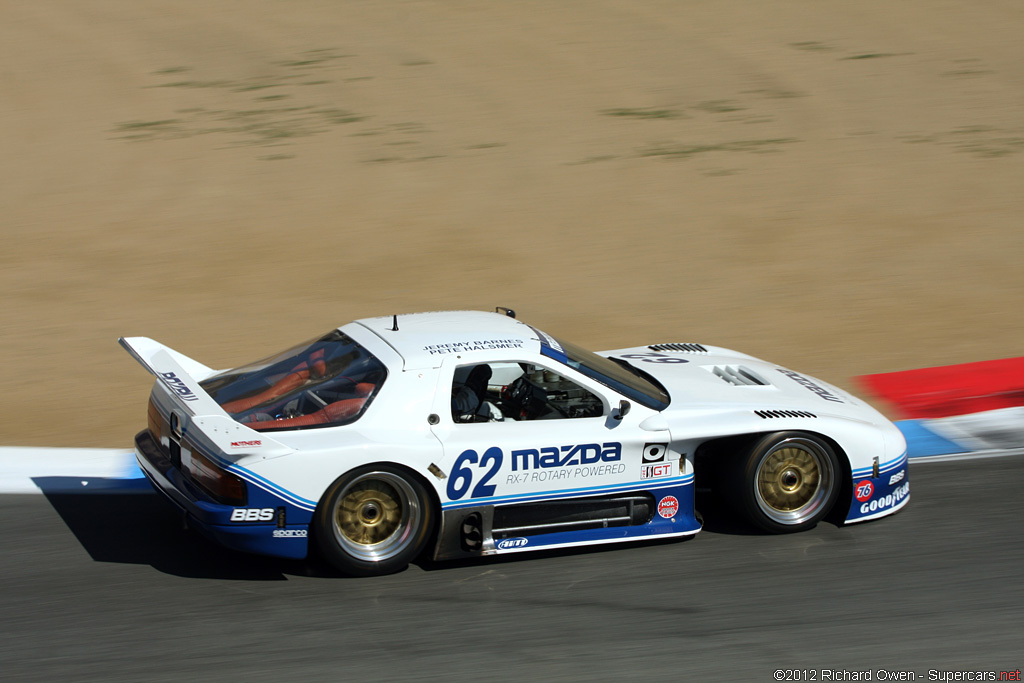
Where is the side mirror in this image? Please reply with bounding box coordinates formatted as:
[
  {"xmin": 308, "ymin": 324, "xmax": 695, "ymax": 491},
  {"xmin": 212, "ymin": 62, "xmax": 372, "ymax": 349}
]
[{"xmin": 614, "ymin": 400, "xmax": 631, "ymax": 420}]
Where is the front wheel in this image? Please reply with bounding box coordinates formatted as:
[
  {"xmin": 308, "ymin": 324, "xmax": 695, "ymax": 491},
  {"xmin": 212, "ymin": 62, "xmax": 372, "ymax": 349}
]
[
  {"xmin": 314, "ymin": 465, "xmax": 434, "ymax": 576},
  {"xmin": 727, "ymin": 432, "xmax": 841, "ymax": 533}
]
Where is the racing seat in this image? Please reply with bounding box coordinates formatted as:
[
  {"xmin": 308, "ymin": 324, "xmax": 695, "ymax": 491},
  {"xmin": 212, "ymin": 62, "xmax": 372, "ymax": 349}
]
[
  {"xmin": 453, "ymin": 364, "xmax": 495, "ymax": 422},
  {"xmin": 245, "ymin": 397, "xmax": 369, "ymax": 431}
]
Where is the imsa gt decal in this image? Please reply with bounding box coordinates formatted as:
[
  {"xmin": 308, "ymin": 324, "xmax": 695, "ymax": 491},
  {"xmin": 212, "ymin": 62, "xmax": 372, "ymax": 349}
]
[{"xmin": 641, "ymin": 462, "xmax": 674, "ymax": 480}]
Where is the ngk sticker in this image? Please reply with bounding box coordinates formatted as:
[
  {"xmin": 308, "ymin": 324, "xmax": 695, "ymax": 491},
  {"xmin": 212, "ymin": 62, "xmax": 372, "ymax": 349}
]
[
  {"xmin": 657, "ymin": 496, "xmax": 679, "ymax": 519},
  {"xmin": 854, "ymin": 480, "xmax": 874, "ymax": 503},
  {"xmin": 230, "ymin": 508, "xmax": 275, "ymax": 522}
]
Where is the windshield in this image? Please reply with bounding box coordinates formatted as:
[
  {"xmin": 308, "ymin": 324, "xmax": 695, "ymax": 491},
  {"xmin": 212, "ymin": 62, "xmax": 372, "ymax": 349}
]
[
  {"xmin": 200, "ymin": 330, "xmax": 386, "ymax": 431},
  {"xmin": 534, "ymin": 330, "xmax": 670, "ymax": 411}
]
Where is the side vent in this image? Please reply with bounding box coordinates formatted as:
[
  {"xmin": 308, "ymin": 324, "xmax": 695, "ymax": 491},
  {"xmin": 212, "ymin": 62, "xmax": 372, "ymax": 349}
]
[
  {"xmin": 755, "ymin": 409, "xmax": 817, "ymax": 419},
  {"xmin": 710, "ymin": 365, "xmax": 768, "ymax": 386},
  {"xmin": 649, "ymin": 343, "xmax": 707, "ymax": 353}
]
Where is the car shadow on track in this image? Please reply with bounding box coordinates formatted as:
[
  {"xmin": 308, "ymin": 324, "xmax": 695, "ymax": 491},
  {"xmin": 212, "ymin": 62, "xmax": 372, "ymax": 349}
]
[
  {"xmin": 34, "ymin": 479, "xmax": 335, "ymax": 581},
  {"xmin": 694, "ymin": 491, "xmax": 849, "ymax": 536},
  {"xmin": 32, "ymin": 478, "xmax": 845, "ymax": 580}
]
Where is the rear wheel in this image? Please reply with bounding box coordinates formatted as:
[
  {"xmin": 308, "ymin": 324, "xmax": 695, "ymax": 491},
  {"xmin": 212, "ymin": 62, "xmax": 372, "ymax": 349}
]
[
  {"xmin": 728, "ymin": 432, "xmax": 840, "ymax": 533},
  {"xmin": 314, "ymin": 465, "xmax": 434, "ymax": 576}
]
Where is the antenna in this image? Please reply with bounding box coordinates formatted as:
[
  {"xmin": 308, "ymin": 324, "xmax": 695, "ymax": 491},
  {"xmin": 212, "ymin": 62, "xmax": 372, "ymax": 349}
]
[{"xmin": 391, "ymin": 314, "xmax": 399, "ymax": 331}]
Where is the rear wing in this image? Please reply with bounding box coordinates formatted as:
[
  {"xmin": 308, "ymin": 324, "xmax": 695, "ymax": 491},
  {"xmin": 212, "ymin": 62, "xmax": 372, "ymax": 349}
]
[{"xmin": 119, "ymin": 337, "xmax": 291, "ymax": 457}]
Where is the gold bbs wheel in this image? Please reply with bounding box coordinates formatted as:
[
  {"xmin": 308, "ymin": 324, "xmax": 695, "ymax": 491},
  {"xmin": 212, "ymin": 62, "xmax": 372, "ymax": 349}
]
[
  {"xmin": 335, "ymin": 475, "xmax": 414, "ymax": 556},
  {"xmin": 315, "ymin": 466, "xmax": 433, "ymax": 576},
  {"xmin": 735, "ymin": 433, "xmax": 841, "ymax": 533}
]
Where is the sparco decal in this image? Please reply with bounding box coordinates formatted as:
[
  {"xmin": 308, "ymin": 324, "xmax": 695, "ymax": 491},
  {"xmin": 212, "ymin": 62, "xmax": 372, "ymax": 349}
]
[
  {"xmin": 497, "ymin": 538, "xmax": 528, "ymax": 550},
  {"xmin": 273, "ymin": 529, "xmax": 307, "ymax": 538},
  {"xmin": 776, "ymin": 368, "xmax": 844, "ymax": 403},
  {"xmin": 160, "ymin": 371, "xmax": 199, "ymax": 402},
  {"xmin": 657, "ymin": 496, "xmax": 680, "ymax": 519},
  {"xmin": 230, "ymin": 508, "xmax": 274, "ymax": 522},
  {"xmin": 854, "ymin": 480, "xmax": 874, "ymax": 503},
  {"xmin": 860, "ymin": 482, "xmax": 910, "ymax": 514}
]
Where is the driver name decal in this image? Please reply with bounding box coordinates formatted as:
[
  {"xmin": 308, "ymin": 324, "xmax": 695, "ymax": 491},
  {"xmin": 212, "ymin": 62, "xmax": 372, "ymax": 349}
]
[{"xmin": 424, "ymin": 339, "xmax": 524, "ymax": 355}]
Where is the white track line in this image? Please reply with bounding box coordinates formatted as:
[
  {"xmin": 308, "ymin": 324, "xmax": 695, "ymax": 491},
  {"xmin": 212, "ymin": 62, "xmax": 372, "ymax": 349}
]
[
  {"xmin": 0, "ymin": 447, "xmax": 141, "ymax": 494},
  {"xmin": 905, "ymin": 447, "xmax": 1024, "ymax": 464}
]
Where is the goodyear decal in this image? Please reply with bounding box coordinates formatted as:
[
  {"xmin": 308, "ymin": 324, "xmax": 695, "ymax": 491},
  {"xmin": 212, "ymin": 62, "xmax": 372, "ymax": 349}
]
[{"xmin": 845, "ymin": 461, "xmax": 911, "ymax": 522}]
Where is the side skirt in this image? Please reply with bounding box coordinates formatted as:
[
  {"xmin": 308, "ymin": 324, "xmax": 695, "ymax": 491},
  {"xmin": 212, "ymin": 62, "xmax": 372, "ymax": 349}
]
[{"xmin": 433, "ymin": 482, "xmax": 700, "ymax": 561}]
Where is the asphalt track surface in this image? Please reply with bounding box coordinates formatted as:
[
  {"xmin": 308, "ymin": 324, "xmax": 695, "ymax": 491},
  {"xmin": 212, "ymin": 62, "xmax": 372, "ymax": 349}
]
[{"xmin": 2, "ymin": 458, "xmax": 1021, "ymax": 682}]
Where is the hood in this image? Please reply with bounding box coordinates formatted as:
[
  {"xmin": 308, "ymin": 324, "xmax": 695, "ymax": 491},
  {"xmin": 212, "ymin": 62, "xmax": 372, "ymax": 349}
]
[{"xmin": 600, "ymin": 343, "xmax": 876, "ymax": 422}]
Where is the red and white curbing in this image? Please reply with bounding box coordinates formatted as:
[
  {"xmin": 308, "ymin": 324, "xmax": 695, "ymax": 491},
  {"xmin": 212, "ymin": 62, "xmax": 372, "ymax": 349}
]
[{"xmin": 860, "ymin": 357, "xmax": 1024, "ymax": 462}]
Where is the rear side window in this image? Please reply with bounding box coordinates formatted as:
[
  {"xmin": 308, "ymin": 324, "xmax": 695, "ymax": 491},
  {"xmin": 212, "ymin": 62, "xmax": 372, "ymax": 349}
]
[{"xmin": 200, "ymin": 330, "xmax": 386, "ymax": 431}]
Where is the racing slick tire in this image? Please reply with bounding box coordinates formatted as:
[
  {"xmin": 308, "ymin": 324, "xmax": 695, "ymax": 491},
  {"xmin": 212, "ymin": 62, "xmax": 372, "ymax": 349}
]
[
  {"xmin": 726, "ymin": 432, "xmax": 841, "ymax": 534},
  {"xmin": 314, "ymin": 464, "xmax": 434, "ymax": 576}
]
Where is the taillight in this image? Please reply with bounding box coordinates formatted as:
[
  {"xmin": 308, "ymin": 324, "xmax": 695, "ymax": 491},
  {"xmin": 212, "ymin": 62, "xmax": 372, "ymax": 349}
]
[{"xmin": 186, "ymin": 450, "xmax": 247, "ymax": 506}]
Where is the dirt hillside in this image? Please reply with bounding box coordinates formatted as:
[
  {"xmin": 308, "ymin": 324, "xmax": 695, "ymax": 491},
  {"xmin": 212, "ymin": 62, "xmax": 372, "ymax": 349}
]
[{"xmin": 3, "ymin": 1, "xmax": 1022, "ymax": 447}]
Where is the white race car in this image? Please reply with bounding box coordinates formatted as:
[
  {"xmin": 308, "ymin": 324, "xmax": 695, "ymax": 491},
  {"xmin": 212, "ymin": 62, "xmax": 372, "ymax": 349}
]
[{"xmin": 121, "ymin": 309, "xmax": 908, "ymax": 575}]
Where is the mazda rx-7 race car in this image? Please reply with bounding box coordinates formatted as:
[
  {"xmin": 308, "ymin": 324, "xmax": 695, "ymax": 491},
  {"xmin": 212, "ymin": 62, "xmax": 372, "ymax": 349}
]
[{"xmin": 121, "ymin": 309, "xmax": 909, "ymax": 575}]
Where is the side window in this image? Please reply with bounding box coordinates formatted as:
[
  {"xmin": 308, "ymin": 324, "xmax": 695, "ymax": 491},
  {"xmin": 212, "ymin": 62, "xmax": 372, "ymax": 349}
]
[{"xmin": 451, "ymin": 362, "xmax": 604, "ymax": 423}]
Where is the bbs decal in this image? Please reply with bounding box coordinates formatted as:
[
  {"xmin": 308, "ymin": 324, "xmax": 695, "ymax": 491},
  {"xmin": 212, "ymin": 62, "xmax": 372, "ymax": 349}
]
[{"xmin": 230, "ymin": 508, "xmax": 275, "ymax": 522}]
